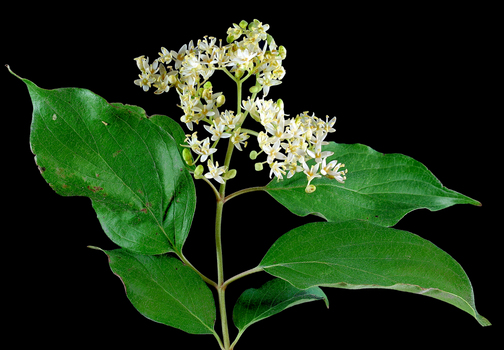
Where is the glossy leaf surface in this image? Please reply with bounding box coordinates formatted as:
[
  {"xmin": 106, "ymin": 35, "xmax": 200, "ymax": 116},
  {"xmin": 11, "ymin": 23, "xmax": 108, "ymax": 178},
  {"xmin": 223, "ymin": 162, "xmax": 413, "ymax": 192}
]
[
  {"xmin": 259, "ymin": 220, "xmax": 490, "ymax": 326},
  {"xmin": 98, "ymin": 248, "xmax": 217, "ymax": 335},
  {"xmin": 18, "ymin": 73, "xmax": 195, "ymax": 255},
  {"xmin": 233, "ymin": 278, "xmax": 328, "ymax": 336},
  {"xmin": 266, "ymin": 142, "xmax": 480, "ymax": 227}
]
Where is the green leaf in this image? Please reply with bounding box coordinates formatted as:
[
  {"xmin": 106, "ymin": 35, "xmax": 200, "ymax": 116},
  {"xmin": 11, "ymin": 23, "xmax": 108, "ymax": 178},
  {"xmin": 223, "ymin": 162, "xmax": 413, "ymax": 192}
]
[
  {"xmin": 18, "ymin": 72, "xmax": 195, "ymax": 255},
  {"xmin": 266, "ymin": 142, "xmax": 480, "ymax": 227},
  {"xmin": 259, "ymin": 220, "xmax": 490, "ymax": 326},
  {"xmin": 148, "ymin": 114, "xmax": 195, "ymax": 171},
  {"xmin": 233, "ymin": 278, "xmax": 328, "ymax": 337},
  {"xmin": 96, "ymin": 248, "xmax": 217, "ymax": 335}
]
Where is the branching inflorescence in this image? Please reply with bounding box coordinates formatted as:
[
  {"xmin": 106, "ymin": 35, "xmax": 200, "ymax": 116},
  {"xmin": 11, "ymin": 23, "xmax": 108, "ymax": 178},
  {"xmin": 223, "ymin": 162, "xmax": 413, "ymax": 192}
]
[{"xmin": 133, "ymin": 19, "xmax": 347, "ymax": 193}]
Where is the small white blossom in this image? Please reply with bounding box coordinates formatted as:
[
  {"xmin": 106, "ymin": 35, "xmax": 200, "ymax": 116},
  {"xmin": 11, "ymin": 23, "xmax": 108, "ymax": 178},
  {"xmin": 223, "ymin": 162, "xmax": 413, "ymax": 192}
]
[
  {"xmin": 231, "ymin": 128, "xmax": 249, "ymax": 151},
  {"xmin": 321, "ymin": 158, "xmax": 347, "ymax": 183},
  {"xmin": 257, "ymin": 71, "xmax": 281, "ymax": 97},
  {"xmin": 262, "ymin": 139, "xmax": 287, "ymax": 164},
  {"xmin": 227, "ymin": 48, "xmax": 257, "ymax": 70},
  {"xmin": 269, "ymin": 161, "xmax": 286, "ymax": 179},
  {"xmin": 204, "ymin": 121, "xmax": 232, "ymax": 141},
  {"xmin": 204, "ymin": 160, "xmax": 226, "ymax": 184},
  {"xmin": 134, "ymin": 73, "xmax": 156, "ymax": 91},
  {"xmin": 195, "ymin": 137, "xmax": 217, "ymax": 162}
]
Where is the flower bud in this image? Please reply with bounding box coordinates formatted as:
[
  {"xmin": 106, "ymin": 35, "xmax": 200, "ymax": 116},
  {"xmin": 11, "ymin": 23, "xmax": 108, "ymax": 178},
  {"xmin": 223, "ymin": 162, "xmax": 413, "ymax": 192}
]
[
  {"xmin": 279, "ymin": 45, "xmax": 287, "ymax": 59},
  {"xmin": 249, "ymin": 150, "xmax": 258, "ymax": 160},
  {"xmin": 182, "ymin": 148, "xmax": 194, "ymax": 165},
  {"xmin": 194, "ymin": 164, "xmax": 204, "ymax": 178},
  {"xmin": 239, "ymin": 20, "xmax": 248, "ymax": 29},
  {"xmin": 203, "ymin": 81, "xmax": 213, "ymax": 89},
  {"xmin": 223, "ymin": 169, "xmax": 237, "ymax": 180},
  {"xmin": 249, "ymin": 85, "xmax": 261, "ymax": 94},
  {"xmin": 235, "ymin": 69, "xmax": 245, "ymax": 79},
  {"xmin": 305, "ymin": 184, "xmax": 316, "ymax": 193},
  {"xmin": 255, "ymin": 163, "xmax": 264, "ymax": 171},
  {"xmin": 276, "ymin": 99, "xmax": 284, "ymax": 110},
  {"xmin": 216, "ymin": 95, "xmax": 226, "ymax": 107}
]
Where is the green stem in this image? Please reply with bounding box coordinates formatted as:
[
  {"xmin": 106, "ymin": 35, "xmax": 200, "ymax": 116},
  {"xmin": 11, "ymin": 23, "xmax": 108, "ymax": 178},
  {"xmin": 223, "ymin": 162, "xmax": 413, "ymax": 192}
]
[
  {"xmin": 215, "ymin": 197, "xmax": 230, "ymax": 349},
  {"xmin": 224, "ymin": 186, "xmax": 267, "ymax": 202},
  {"xmin": 223, "ymin": 266, "xmax": 264, "ymax": 289},
  {"xmin": 214, "ymin": 76, "xmax": 246, "ymax": 350}
]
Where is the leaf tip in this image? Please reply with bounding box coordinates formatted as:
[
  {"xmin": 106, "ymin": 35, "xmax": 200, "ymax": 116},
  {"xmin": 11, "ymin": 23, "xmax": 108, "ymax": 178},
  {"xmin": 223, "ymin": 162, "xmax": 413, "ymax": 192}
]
[
  {"xmin": 87, "ymin": 245, "xmax": 105, "ymax": 252},
  {"xmin": 476, "ymin": 314, "xmax": 491, "ymax": 327},
  {"xmin": 6, "ymin": 64, "xmax": 16, "ymax": 76}
]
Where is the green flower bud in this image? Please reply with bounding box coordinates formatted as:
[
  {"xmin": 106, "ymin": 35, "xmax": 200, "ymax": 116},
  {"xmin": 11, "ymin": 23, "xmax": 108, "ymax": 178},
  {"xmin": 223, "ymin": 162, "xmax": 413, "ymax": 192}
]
[
  {"xmin": 182, "ymin": 148, "xmax": 193, "ymax": 166},
  {"xmin": 279, "ymin": 45, "xmax": 287, "ymax": 59},
  {"xmin": 248, "ymin": 21, "xmax": 258, "ymax": 31},
  {"xmin": 223, "ymin": 169, "xmax": 237, "ymax": 180},
  {"xmin": 235, "ymin": 69, "xmax": 245, "ymax": 79},
  {"xmin": 194, "ymin": 164, "xmax": 204, "ymax": 178},
  {"xmin": 203, "ymin": 81, "xmax": 213, "ymax": 89},
  {"xmin": 227, "ymin": 35, "xmax": 234, "ymax": 44},
  {"xmin": 255, "ymin": 163, "xmax": 264, "ymax": 171},
  {"xmin": 276, "ymin": 98, "xmax": 284, "ymax": 110},
  {"xmin": 250, "ymin": 85, "xmax": 261, "ymax": 94},
  {"xmin": 216, "ymin": 95, "xmax": 226, "ymax": 107},
  {"xmin": 250, "ymin": 150, "xmax": 258, "ymax": 160},
  {"xmin": 239, "ymin": 20, "xmax": 248, "ymax": 29}
]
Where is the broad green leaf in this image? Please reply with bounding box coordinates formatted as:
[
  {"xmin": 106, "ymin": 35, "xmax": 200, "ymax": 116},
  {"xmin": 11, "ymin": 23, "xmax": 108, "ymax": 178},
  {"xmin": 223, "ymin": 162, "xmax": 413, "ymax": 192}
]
[
  {"xmin": 259, "ymin": 220, "xmax": 490, "ymax": 326},
  {"xmin": 148, "ymin": 114, "xmax": 195, "ymax": 171},
  {"xmin": 96, "ymin": 248, "xmax": 217, "ymax": 335},
  {"xmin": 266, "ymin": 142, "xmax": 480, "ymax": 227},
  {"xmin": 233, "ymin": 278, "xmax": 328, "ymax": 337},
  {"xmin": 16, "ymin": 71, "xmax": 195, "ymax": 255}
]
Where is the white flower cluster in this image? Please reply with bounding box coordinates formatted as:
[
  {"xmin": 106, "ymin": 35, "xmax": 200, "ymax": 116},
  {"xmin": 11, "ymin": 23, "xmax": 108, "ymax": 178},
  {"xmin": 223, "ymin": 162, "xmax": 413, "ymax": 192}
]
[
  {"xmin": 247, "ymin": 99, "xmax": 347, "ymax": 192},
  {"xmin": 133, "ymin": 19, "xmax": 346, "ymax": 191}
]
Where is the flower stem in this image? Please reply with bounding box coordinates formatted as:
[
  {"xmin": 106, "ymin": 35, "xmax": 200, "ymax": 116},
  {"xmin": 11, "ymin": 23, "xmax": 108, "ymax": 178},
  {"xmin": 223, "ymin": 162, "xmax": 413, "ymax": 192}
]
[
  {"xmin": 224, "ymin": 186, "xmax": 267, "ymax": 202},
  {"xmin": 215, "ymin": 196, "xmax": 230, "ymax": 349}
]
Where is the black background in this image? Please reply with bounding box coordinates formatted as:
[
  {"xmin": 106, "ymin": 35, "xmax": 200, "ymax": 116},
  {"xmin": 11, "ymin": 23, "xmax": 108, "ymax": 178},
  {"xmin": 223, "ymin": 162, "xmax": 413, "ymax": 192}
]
[{"xmin": 3, "ymin": 3, "xmax": 499, "ymax": 348}]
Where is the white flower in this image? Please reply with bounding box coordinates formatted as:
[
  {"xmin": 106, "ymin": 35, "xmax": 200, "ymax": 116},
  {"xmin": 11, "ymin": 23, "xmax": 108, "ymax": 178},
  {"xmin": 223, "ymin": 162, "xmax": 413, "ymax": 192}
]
[
  {"xmin": 195, "ymin": 137, "xmax": 217, "ymax": 162},
  {"xmin": 242, "ymin": 97, "xmax": 256, "ymax": 113},
  {"xmin": 220, "ymin": 111, "xmax": 241, "ymax": 130},
  {"xmin": 227, "ymin": 48, "xmax": 257, "ymax": 70},
  {"xmin": 269, "ymin": 161, "xmax": 286, "ymax": 179},
  {"xmin": 231, "ymin": 128, "xmax": 249, "ymax": 151},
  {"xmin": 264, "ymin": 114, "xmax": 293, "ymax": 143},
  {"xmin": 302, "ymin": 159, "xmax": 322, "ymax": 191},
  {"xmin": 257, "ymin": 71, "xmax": 281, "ymax": 97},
  {"xmin": 134, "ymin": 73, "xmax": 156, "ymax": 92},
  {"xmin": 322, "ymin": 116, "xmax": 337, "ymax": 133},
  {"xmin": 321, "ymin": 158, "xmax": 347, "ymax": 183},
  {"xmin": 262, "ymin": 139, "xmax": 287, "ymax": 164},
  {"xmin": 204, "ymin": 160, "xmax": 226, "ymax": 184},
  {"xmin": 307, "ymin": 140, "xmax": 334, "ymax": 163},
  {"xmin": 204, "ymin": 121, "xmax": 232, "ymax": 141},
  {"xmin": 184, "ymin": 132, "xmax": 201, "ymax": 152},
  {"xmin": 171, "ymin": 44, "xmax": 188, "ymax": 69},
  {"xmin": 158, "ymin": 47, "xmax": 172, "ymax": 64}
]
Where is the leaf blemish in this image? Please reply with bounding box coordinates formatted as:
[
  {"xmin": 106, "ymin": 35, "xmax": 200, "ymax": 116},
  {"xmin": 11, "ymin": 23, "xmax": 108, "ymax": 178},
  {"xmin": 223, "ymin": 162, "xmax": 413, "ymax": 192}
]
[{"xmin": 87, "ymin": 186, "xmax": 104, "ymax": 193}]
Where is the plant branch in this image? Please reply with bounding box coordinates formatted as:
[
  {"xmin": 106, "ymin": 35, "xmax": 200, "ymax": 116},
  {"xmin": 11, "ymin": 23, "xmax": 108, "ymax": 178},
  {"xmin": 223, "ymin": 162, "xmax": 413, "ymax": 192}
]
[
  {"xmin": 222, "ymin": 266, "xmax": 264, "ymax": 289},
  {"xmin": 224, "ymin": 186, "xmax": 267, "ymax": 202}
]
